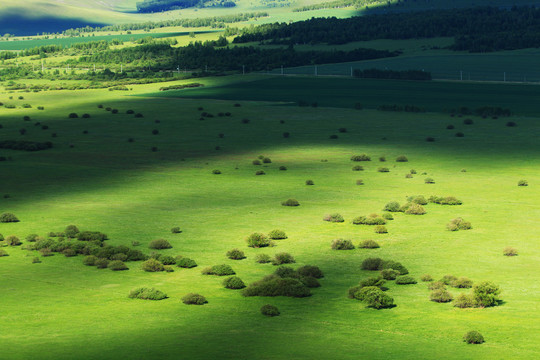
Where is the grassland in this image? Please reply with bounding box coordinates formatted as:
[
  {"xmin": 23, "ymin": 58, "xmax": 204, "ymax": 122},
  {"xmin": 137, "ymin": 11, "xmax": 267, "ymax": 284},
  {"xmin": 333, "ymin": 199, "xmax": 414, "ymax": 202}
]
[{"xmin": 0, "ymin": 75, "xmax": 539, "ymax": 359}]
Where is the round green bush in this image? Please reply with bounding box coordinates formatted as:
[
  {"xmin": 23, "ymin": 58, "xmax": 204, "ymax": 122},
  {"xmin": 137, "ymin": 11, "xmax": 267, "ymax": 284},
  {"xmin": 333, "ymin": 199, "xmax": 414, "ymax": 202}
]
[
  {"xmin": 428, "ymin": 281, "xmax": 446, "ymax": 291},
  {"xmin": 361, "ymin": 258, "xmax": 384, "ymax": 270},
  {"xmin": 0, "ymin": 234, "xmax": 3, "ymax": 241},
  {"xmin": 518, "ymin": 180, "xmax": 528, "ymax": 186},
  {"xmin": 5, "ymin": 235, "xmax": 21, "ymax": 246},
  {"xmin": 279, "ymin": 166, "xmax": 287, "ymax": 170},
  {"xmin": 305, "ymin": 179, "xmax": 314, "ymax": 185},
  {"xmin": 424, "ymin": 177, "xmax": 435, "ymax": 184},
  {"xmin": 331, "ymin": 239, "xmax": 355, "ymax": 250},
  {"xmin": 171, "ymin": 227, "xmax": 182, "ymax": 234},
  {"xmin": 242, "ymin": 276, "xmax": 311, "ymax": 298},
  {"xmin": 64, "ymin": 225, "xmax": 79, "ymax": 238},
  {"xmin": 223, "ymin": 276, "xmax": 246, "ymax": 289},
  {"xmin": 301, "ymin": 276, "xmax": 321, "ymax": 288},
  {"xmin": 408, "ymin": 195, "xmax": 428, "ymax": 205},
  {"xmin": 281, "ymin": 198, "xmax": 300, "ymax": 206},
  {"xmin": 420, "ymin": 274, "xmax": 433, "ymax": 282},
  {"xmin": 383, "ymin": 202, "xmax": 400, "ymax": 212},
  {"xmin": 382, "ymin": 213, "xmax": 393, "ymax": 220},
  {"xmin": 352, "ymin": 165, "xmax": 364, "ymax": 171},
  {"xmin": 463, "ymin": 331, "xmax": 485, "ymax": 344},
  {"xmin": 274, "ymin": 266, "xmax": 298, "ymax": 278},
  {"xmin": 454, "ymin": 293, "xmax": 475, "ymax": 308},
  {"xmin": 262, "ymin": 157, "xmax": 272, "ymax": 164},
  {"xmin": 95, "ymin": 258, "xmax": 109, "ymax": 269},
  {"xmin": 255, "ymin": 254, "xmax": 272, "ymax": 264},
  {"xmin": 451, "ymin": 277, "xmax": 473, "ymax": 288},
  {"xmin": 63, "ymin": 249, "xmax": 77, "ymax": 257},
  {"xmin": 255, "ymin": 170, "xmax": 266, "ymax": 175},
  {"xmin": 159, "ymin": 255, "xmax": 177, "ymax": 265},
  {"xmin": 374, "ymin": 225, "xmax": 388, "ymax": 234},
  {"xmin": 351, "ymin": 154, "xmax": 371, "ymax": 161},
  {"xmin": 227, "ymin": 248, "xmax": 246, "ymax": 260},
  {"xmin": 440, "ymin": 275, "xmax": 458, "ymax": 285},
  {"xmin": 252, "ymin": 159, "xmax": 261, "ymax": 165},
  {"xmin": 148, "ymin": 239, "xmax": 172, "ymax": 249},
  {"xmin": 246, "ymin": 233, "xmax": 271, "ymax": 248},
  {"xmin": 395, "ymin": 276, "xmax": 417, "ymax": 285},
  {"xmin": 0, "ymin": 248, "xmax": 8, "ymax": 257},
  {"xmin": 380, "ymin": 269, "xmax": 399, "ymax": 280},
  {"xmin": 503, "ymin": 247, "xmax": 518, "ymax": 256},
  {"xmin": 447, "ymin": 218, "xmax": 472, "ymax": 231},
  {"xmin": 323, "ymin": 213, "xmax": 344, "ymax": 222},
  {"xmin": 182, "ymin": 293, "xmax": 208, "ymax": 305},
  {"xmin": 212, "ymin": 169, "xmax": 221, "ymax": 174},
  {"xmin": 32, "ymin": 257, "xmax": 40, "ymax": 263},
  {"xmin": 0, "ymin": 213, "xmax": 19, "ymax": 223},
  {"xmin": 129, "ymin": 287, "xmax": 167, "ymax": 300},
  {"xmin": 108, "ymin": 260, "xmax": 128, "ymax": 271},
  {"xmin": 268, "ymin": 229, "xmax": 287, "ymax": 240},
  {"xmin": 177, "ymin": 257, "xmax": 197, "ymax": 268},
  {"xmin": 261, "ymin": 304, "xmax": 280, "ymax": 316},
  {"xmin": 405, "ymin": 173, "xmax": 413, "ymax": 178},
  {"xmin": 297, "ymin": 265, "xmax": 324, "ymax": 279},
  {"xmin": 141, "ymin": 258, "xmax": 164, "ymax": 272},
  {"xmin": 352, "ymin": 215, "xmax": 386, "ymax": 225},
  {"xmin": 379, "ymin": 156, "xmax": 386, "ymax": 162},
  {"xmin": 25, "ymin": 234, "xmax": 39, "ymax": 242},
  {"xmin": 272, "ymin": 252, "xmax": 295, "ymax": 265},
  {"xmin": 473, "ymin": 281, "xmax": 501, "ymax": 307},
  {"xmin": 202, "ymin": 264, "xmax": 235, "ymax": 276},
  {"xmin": 381, "ymin": 260, "xmax": 408, "ymax": 275},
  {"xmin": 164, "ymin": 265, "xmax": 174, "ymax": 272},
  {"xmin": 358, "ymin": 240, "xmax": 380, "ymax": 249},
  {"xmin": 354, "ymin": 286, "xmax": 394, "ymax": 309},
  {"xmin": 68, "ymin": 113, "xmax": 78, "ymax": 118},
  {"xmin": 83, "ymin": 255, "xmax": 98, "ymax": 266},
  {"xmin": 405, "ymin": 203, "xmax": 426, "ymax": 215},
  {"xmin": 396, "ymin": 155, "xmax": 408, "ymax": 162},
  {"xmin": 377, "ymin": 167, "xmax": 390, "ymax": 173},
  {"xmin": 356, "ymin": 179, "xmax": 364, "ymax": 185},
  {"xmin": 430, "ymin": 289, "xmax": 453, "ymax": 303}
]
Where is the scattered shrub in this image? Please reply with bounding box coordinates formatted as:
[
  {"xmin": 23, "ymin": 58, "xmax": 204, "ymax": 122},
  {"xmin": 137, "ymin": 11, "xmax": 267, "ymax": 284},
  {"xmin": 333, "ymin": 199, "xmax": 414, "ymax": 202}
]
[
  {"xmin": 331, "ymin": 239, "xmax": 355, "ymax": 250},
  {"xmin": 77, "ymin": 231, "xmax": 107, "ymax": 241},
  {"xmin": 274, "ymin": 266, "xmax": 298, "ymax": 278},
  {"xmin": 396, "ymin": 155, "xmax": 408, "ymax": 162},
  {"xmin": 374, "ymin": 225, "xmax": 388, "ymax": 234},
  {"xmin": 252, "ymin": 159, "xmax": 261, "ymax": 165},
  {"xmin": 358, "ymin": 240, "xmax": 380, "ymax": 249},
  {"xmin": 362, "ymin": 257, "xmax": 384, "ymax": 270},
  {"xmin": 242, "ymin": 276, "xmax": 311, "ymax": 297},
  {"xmin": 108, "ymin": 260, "xmax": 128, "ymax": 271},
  {"xmin": 246, "ymin": 233, "xmax": 272, "ymax": 248},
  {"xmin": 262, "ymin": 157, "xmax": 272, "ymax": 164},
  {"xmin": 429, "ymin": 196, "xmax": 462, "ymax": 205},
  {"xmin": 405, "ymin": 203, "xmax": 427, "ymax": 215},
  {"xmin": 329, "ymin": 134, "xmax": 338, "ymax": 139},
  {"xmin": 463, "ymin": 118, "xmax": 473, "ymax": 125},
  {"xmin": 68, "ymin": 113, "xmax": 78, "ymax": 118},
  {"xmin": 428, "ymin": 281, "xmax": 446, "ymax": 290},
  {"xmin": 430, "ymin": 289, "xmax": 453, "ymax": 303},
  {"xmin": 503, "ymin": 247, "xmax": 518, "ymax": 256},
  {"xmin": 473, "ymin": 281, "xmax": 501, "ymax": 307},
  {"xmin": 452, "ymin": 277, "xmax": 473, "ymax": 288},
  {"xmin": 405, "ymin": 173, "xmax": 413, "ymax": 178},
  {"xmin": 379, "ymin": 156, "xmax": 386, "ymax": 162},
  {"xmin": 454, "ymin": 293, "xmax": 475, "ymax": 308},
  {"xmin": 424, "ymin": 177, "xmax": 435, "ymax": 184},
  {"xmin": 25, "ymin": 234, "xmax": 39, "ymax": 242},
  {"xmin": 281, "ymin": 198, "xmax": 300, "ymax": 206},
  {"xmin": 447, "ymin": 218, "xmax": 472, "ymax": 231},
  {"xmin": 351, "ymin": 154, "xmax": 371, "ymax": 161},
  {"xmin": 255, "ymin": 254, "xmax": 272, "ymax": 264},
  {"xmin": 426, "ymin": 136, "xmax": 435, "ymax": 142},
  {"xmin": 380, "ymin": 269, "xmax": 399, "ymax": 280},
  {"xmin": 352, "ymin": 215, "xmax": 386, "ymax": 225},
  {"xmin": 202, "ymin": 264, "xmax": 235, "ymax": 276},
  {"xmin": 134, "ymin": 113, "xmax": 143, "ymax": 118},
  {"xmin": 384, "ymin": 202, "xmax": 401, "ymax": 212},
  {"xmin": 297, "ymin": 265, "xmax": 324, "ymax": 279},
  {"xmin": 95, "ymin": 258, "xmax": 109, "ymax": 268},
  {"xmin": 323, "ymin": 213, "xmax": 344, "ymax": 222},
  {"xmin": 227, "ymin": 248, "xmax": 246, "ymax": 260},
  {"xmin": 352, "ymin": 165, "xmax": 364, "ymax": 171},
  {"xmin": 255, "ymin": 170, "xmax": 265, "ymax": 175},
  {"xmin": 141, "ymin": 258, "xmax": 164, "ymax": 272},
  {"xmin": 455, "ymin": 132, "xmax": 464, "ymax": 137},
  {"xmin": 159, "ymin": 255, "xmax": 176, "ymax": 265},
  {"xmin": 32, "ymin": 257, "xmax": 41, "ymax": 263},
  {"xmin": 83, "ymin": 255, "xmax": 98, "ymax": 266},
  {"xmin": 377, "ymin": 167, "xmax": 390, "ymax": 173},
  {"xmin": 279, "ymin": 166, "xmax": 287, "ymax": 170},
  {"xmin": 261, "ymin": 304, "xmax": 280, "ymax": 316},
  {"xmin": 171, "ymin": 227, "xmax": 181, "ymax": 234},
  {"xmin": 506, "ymin": 121, "xmax": 517, "ymax": 127},
  {"xmin": 440, "ymin": 275, "xmax": 458, "ymax": 285},
  {"xmin": 420, "ymin": 274, "xmax": 433, "ymax": 282},
  {"xmin": 381, "ymin": 260, "xmax": 408, "ymax": 275},
  {"xmin": 381, "ymin": 213, "xmax": 393, "ymax": 220},
  {"xmin": 0, "ymin": 249, "xmax": 8, "ymax": 257},
  {"xmin": 82, "ymin": 114, "xmax": 91, "ymax": 119},
  {"xmin": 356, "ymin": 179, "xmax": 364, "ymax": 185},
  {"xmin": 463, "ymin": 331, "xmax": 485, "ymax": 344},
  {"xmin": 64, "ymin": 225, "xmax": 79, "ymax": 238},
  {"xmin": 148, "ymin": 239, "xmax": 172, "ymax": 249},
  {"xmin": 272, "ymin": 252, "xmax": 295, "ymax": 265},
  {"xmin": 5, "ymin": 235, "xmax": 21, "ymax": 246},
  {"xmin": 518, "ymin": 180, "xmax": 528, "ymax": 186},
  {"xmin": 301, "ymin": 276, "xmax": 321, "ymax": 288},
  {"xmin": 211, "ymin": 169, "xmax": 221, "ymax": 174},
  {"xmin": 129, "ymin": 287, "xmax": 167, "ymax": 300},
  {"xmin": 353, "ymin": 286, "xmax": 394, "ymax": 309},
  {"xmin": 395, "ymin": 276, "xmax": 417, "ymax": 285},
  {"xmin": 268, "ymin": 229, "xmax": 287, "ymax": 240},
  {"xmin": 305, "ymin": 179, "xmax": 314, "ymax": 185},
  {"xmin": 177, "ymin": 257, "xmax": 197, "ymax": 268},
  {"xmin": 63, "ymin": 249, "xmax": 77, "ymax": 257},
  {"xmin": 223, "ymin": 276, "xmax": 246, "ymax": 289},
  {"xmin": 0, "ymin": 213, "xmax": 19, "ymax": 223},
  {"xmin": 39, "ymin": 248, "xmax": 53, "ymax": 257}
]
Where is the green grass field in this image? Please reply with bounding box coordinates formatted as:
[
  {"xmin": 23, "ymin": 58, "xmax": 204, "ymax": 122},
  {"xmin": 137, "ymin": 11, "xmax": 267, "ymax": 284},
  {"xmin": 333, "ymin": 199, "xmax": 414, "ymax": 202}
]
[{"xmin": 0, "ymin": 75, "xmax": 539, "ymax": 359}]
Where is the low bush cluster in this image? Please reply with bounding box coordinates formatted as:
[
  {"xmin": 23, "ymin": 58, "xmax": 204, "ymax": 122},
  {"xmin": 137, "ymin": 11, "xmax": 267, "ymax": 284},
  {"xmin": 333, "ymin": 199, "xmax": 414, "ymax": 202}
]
[
  {"xmin": 503, "ymin": 247, "xmax": 518, "ymax": 256},
  {"xmin": 463, "ymin": 331, "xmax": 485, "ymax": 344},
  {"xmin": 351, "ymin": 286, "xmax": 394, "ymax": 309},
  {"xmin": 351, "ymin": 154, "xmax": 371, "ymax": 162},
  {"xmin": 223, "ymin": 276, "xmax": 246, "ymax": 289},
  {"xmin": 255, "ymin": 254, "xmax": 272, "ymax": 264},
  {"xmin": 358, "ymin": 239, "xmax": 380, "ymax": 249},
  {"xmin": 430, "ymin": 289, "xmax": 453, "ymax": 303},
  {"xmin": 429, "ymin": 196, "xmax": 462, "ymax": 205},
  {"xmin": 0, "ymin": 213, "xmax": 19, "ymax": 223},
  {"xmin": 447, "ymin": 218, "xmax": 472, "ymax": 231},
  {"xmin": 202, "ymin": 264, "xmax": 235, "ymax": 276},
  {"xmin": 395, "ymin": 276, "xmax": 417, "ymax": 285},
  {"xmin": 177, "ymin": 257, "xmax": 197, "ymax": 268},
  {"xmin": 268, "ymin": 229, "xmax": 287, "ymax": 240},
  {"xmin": 352, "ymin": 215, "xmax": 386, "ymax": 225},
  {"xmin": 272, "ymin": 252, "xmax": 295, "ymax": 265},
  {"xmin": 281, "ymin": 199, "xmax": 300, "ymax": 206},
  {"xmin": 331, "ymin": 239, "xmax": 355, "ymax": 250},
  {"xmin": 323, "ymin": 213, "xmax": 344, "ymax": 222},
  {"xmin": 182, "ymin": 293, "xmax": 207, "ymax": 305},
  {"xmin": 261, "ymin": 304, "xmax": 280, "ymax": 316},
  {"xmin": 246, "ymin": 233, "xmax": 272, "ymax": 248},
  {"xmin": 129, "ymin": 287, "xmax": 167, "ymax": 300},
  {"xmin": 227, "ymin": 248, "xmax": 246, "ymax": 260}
]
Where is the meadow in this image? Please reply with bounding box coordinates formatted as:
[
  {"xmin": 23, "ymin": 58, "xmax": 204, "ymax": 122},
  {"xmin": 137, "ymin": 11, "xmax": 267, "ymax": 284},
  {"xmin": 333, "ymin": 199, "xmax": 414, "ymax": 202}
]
[{"xmin": 0, "ymin": 75, "xmax": 539, "ymax": 359}]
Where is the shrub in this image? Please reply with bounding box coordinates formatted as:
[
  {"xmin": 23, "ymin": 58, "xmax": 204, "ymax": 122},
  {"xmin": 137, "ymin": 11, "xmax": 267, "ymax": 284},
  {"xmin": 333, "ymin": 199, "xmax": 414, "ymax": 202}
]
[
  {"xmin": 463, "ymin": 331, "xmax": 485, "ymax": 344},
  {"xmin": 430, "ymin": 289, "xmax": 453, "ymax": 303},
  {"xmin": 274, "ymin": 266, "xmax": 298, "ymax": 278},
  {"xmin": 83, "ymin": 255, "xmax": 98, "ymax": 266},
  {"xmin": 428, "ymin": 281, "xmax": 446, "ymax": 290},
  {"xmin": 68, "ymin": 113, "xmax": 78, "ymax": 118},
  {"xmin": 255, "ymin": 254, "xmax": 272, "ymax": 264},
  {"xmin": 261, "ymin": 304, "xmax": 280, "ymax": 316},
  {"xmin": 227, "ymin": 248, "xmax": 246, "ymax": 260},
  {"xmin": 395, "ymin": 276, "xmax": 417, "ymax": 285},
  {"xmin": 407, "ymin": 195, "xmax": 428, "ymax": 205},
  {"xmin": 148, "ymin": 239, "xmax": 172, "ymax": 249},
  {"xmin": 32, "ymin": 257, "xmax": 41, "ymax": 263},
  {"xmin": 82, "ymin": 114, "xmax": 91, "ymax": 119},
  {"xmin": 223, "ymin": 276, "xmax": 246, "ymax": 289},
  {"xmin": 0, "ymin": 213, "xmax": 19, "ymax": 223},
  {"xmin": 159, "ymin": 255, "xmax": 176, "ymax": 265},
  {"xmin": 356, "ymin": 179, "xmax": 364, "ymax": 185},
  {"xmin": 129, "ymin": 287, "xmax": 167, "ymax": 300},
  {"xmin": 358, "ymin": 240, "xmax": 380, "ymax": 249},
  {"xmin": 301, "ymin": 276, "xmax": 321, "ymax": 288},
  {"xmin": 25, "ymin": 234, "xmax": 39, "ymax": 242},
  {"xmin": 396, "ymin": 155, "xmax": 408, "ymax": 162},
  {"xmin": 151, "ymin": 147, "xmax": 158, "ymax": 152},
  {"xmin": 377, "ymin": 167, "xmax": 390, "ymax": 173},
  {"xmin": 354, "ymin": 286, "xmax": 394, "ymax": 309},
  {"xmin": 506, "ymin": 121, "xmax": 517, "ymax": 127},
  {"xmin": 108, "ymin": 260, "xmax": 128, "ymax": 271},
  {"xmin": 379, "ymin": 156, "xmax": 386, "ymax": 162},
  {"xmin": 281, "ymin": 198, "xmax": 300, "ymax": 206},
  {"xmin": 142, "ymin": 258, "xmax": 164, "ymax": 272},
  {"xmin": 63, "ymin": 249, "xmax": 77, "ymax": 257},
  {"xmin": 323, "ymin": 213, "xmax": 344, "ymax": 222},
  {"xmin": 382, "ymin": 213, "xmax": 393, "ymax": 220},
  {"xmin": 405, "ymin": 203, "xmax": 427, "ymax": 215},
  {"xmin": 473, "ymin": 281, "xmax": 501, "ymax": 307},
  {"xmin": 447, "ymin": 218, "xmax": 472, "ymax": 231},
  {"xmin": 171, "ymin": 227, "xmax": 181, "ymax": 234},
  {"xmin": 352, "ymin": 215, "xmax": 386, "ymax": 225},
  {"xmin": 384, "ymin": 202, "xmax": 401, "ymax": 212},
  {"xmin": 279, "ymin": 166, "xmax": 287, "ymax": 170},
  {"xmin": 252, "ymin": 159, "xmax": 261, "ymax": 165},
  {"xmin": 5, "ymin": 235, "xmax": 21, "ymax": 246},
  {"xmin": 0, "ymin": 249, "xmax": 8, "ymax": 257},
  {"xmin": 447, "ymin": 124, "xmax": 455, "ymax": 129},
  {"xmin": 305, "ymin": 179, "xmax": 314, "ymax": 185},
  {"xmin": 266, "ymin": 230, "xmax": 287, "ymax": 241},
  {"xmin": 95, "ymin": 258, "xmax": 109, "ymax": 269},
  {"xmin": 255, "ymin": 170, "xmax": 265, "ymax": 175},
  {"xmin": 272, "ymin": 252, "xmax": 295, "ymax": 265},
  {"xmin": 329, "ymin": 134, "xmax": 338, "ymax": 139},
  {"xmin": 39, "ymin": 248, "xmax": 53, "ymax": 257},
  {"xmin": 518, "ymin": 180, "xmax": 528, "ymax": 186},
  {"xmin": 297, "ymin": 265, "xmax": 324, "ymax": 279},
  {"xmin": 455, "ymin": 132, "xmax": 464, "ymax": 137},
  {"xmin": 452, "ymin": 277, "xmax": 473, "ymax": 288},
  {"xmin": 177, "ymin": 257, "xmax": 197, "ymax": 268},
  {"xmin": 64, "ymin": 225, "xmax": 79, "ymax": 238},
  {"xmin": 0, "ymin": 234, "xmax": 3, "ymax": 242},
  {"xmin": 262, "ymin": 157, "xmax": 272, "ymax": 164},
  {"xmin": 374, "ymin": 225, "xmax": 388, "ymax": 234},
  {"xmin": 351, "ymin": 154, "xmax": 371, "ymax": 161},
  {"xmin": 381, "ymin": 260, "xmax": 408, "ymax": 275},
  {"xmin": 380, "ymin": 269, "xmax": 399, "ymax": 280},
  {"xmin": 424, "ymin": 177, "xmax": 435, "ymax": 184},
  {"xmin": 202, "ymin": 264, "xmax": 235, "ymax": 276},
  {"xmin": 352, "ymin": 165, "xmax": 364, "ymax": 171},
  {"xmin": 454, "ymin": 293, "xmax": 475, "ymax": 308},
  {"xmin": 429, "ymin": 196, "xmax": 462, "ymax": 205},
  {"xmin": 212, "ymin": 169, "xmax": 221, "ymax": 174},
  {"xmin": 420, "ymin": 274, "xmax": 433, "ymax": 282},
  {"xmin": 440, "ymin": 275, "xmax": 458, "ymax": 285},
  {"xmin": 426, "ymin": 136, "xmax": 435, "ymax": 142},
  {"xmin": 331, "ymin": 239, "xmax": 355, "ymax": 250},
  {"xmin": 77, "ymin": 231, "xmax": 107, "ymax": 241},
  {"xmin": 242, "ymin": 276, "xmax": 311, "ymax": 297},
  {"xmin": 503, "ymin": 246, "xmax": 518, "ymax": 256},
  {"xmin": 246, "ymin": 233, "xmax": 271, "ymax": 248},
  {"xmin": 135, "ymin": 113, "xmax": 143, "ymax": 118},
  {"xmin": 463, "ymin": 118, "xmax": 473, "ymax": 125},
  {"xmin": 362, "ymin": 257, "xmax": 384, "ymax": 270}
]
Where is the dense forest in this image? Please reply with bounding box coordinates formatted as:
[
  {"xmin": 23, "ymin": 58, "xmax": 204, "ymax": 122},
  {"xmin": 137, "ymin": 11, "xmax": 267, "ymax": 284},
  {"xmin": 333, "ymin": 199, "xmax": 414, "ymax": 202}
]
[
  {"xmin": 232, "ymin": 6, "xmax": 540, "ymax": 52},
  {"xmin": 135, "ymin": 0, "xmax": 235, "ymax": 13}
]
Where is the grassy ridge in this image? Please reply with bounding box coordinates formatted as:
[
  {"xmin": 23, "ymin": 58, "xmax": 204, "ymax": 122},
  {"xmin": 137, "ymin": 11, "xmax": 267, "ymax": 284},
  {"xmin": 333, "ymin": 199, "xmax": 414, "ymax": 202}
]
[{"xmin": 0, "ymin": 77, "xmax": 539, "ymax": 359}]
